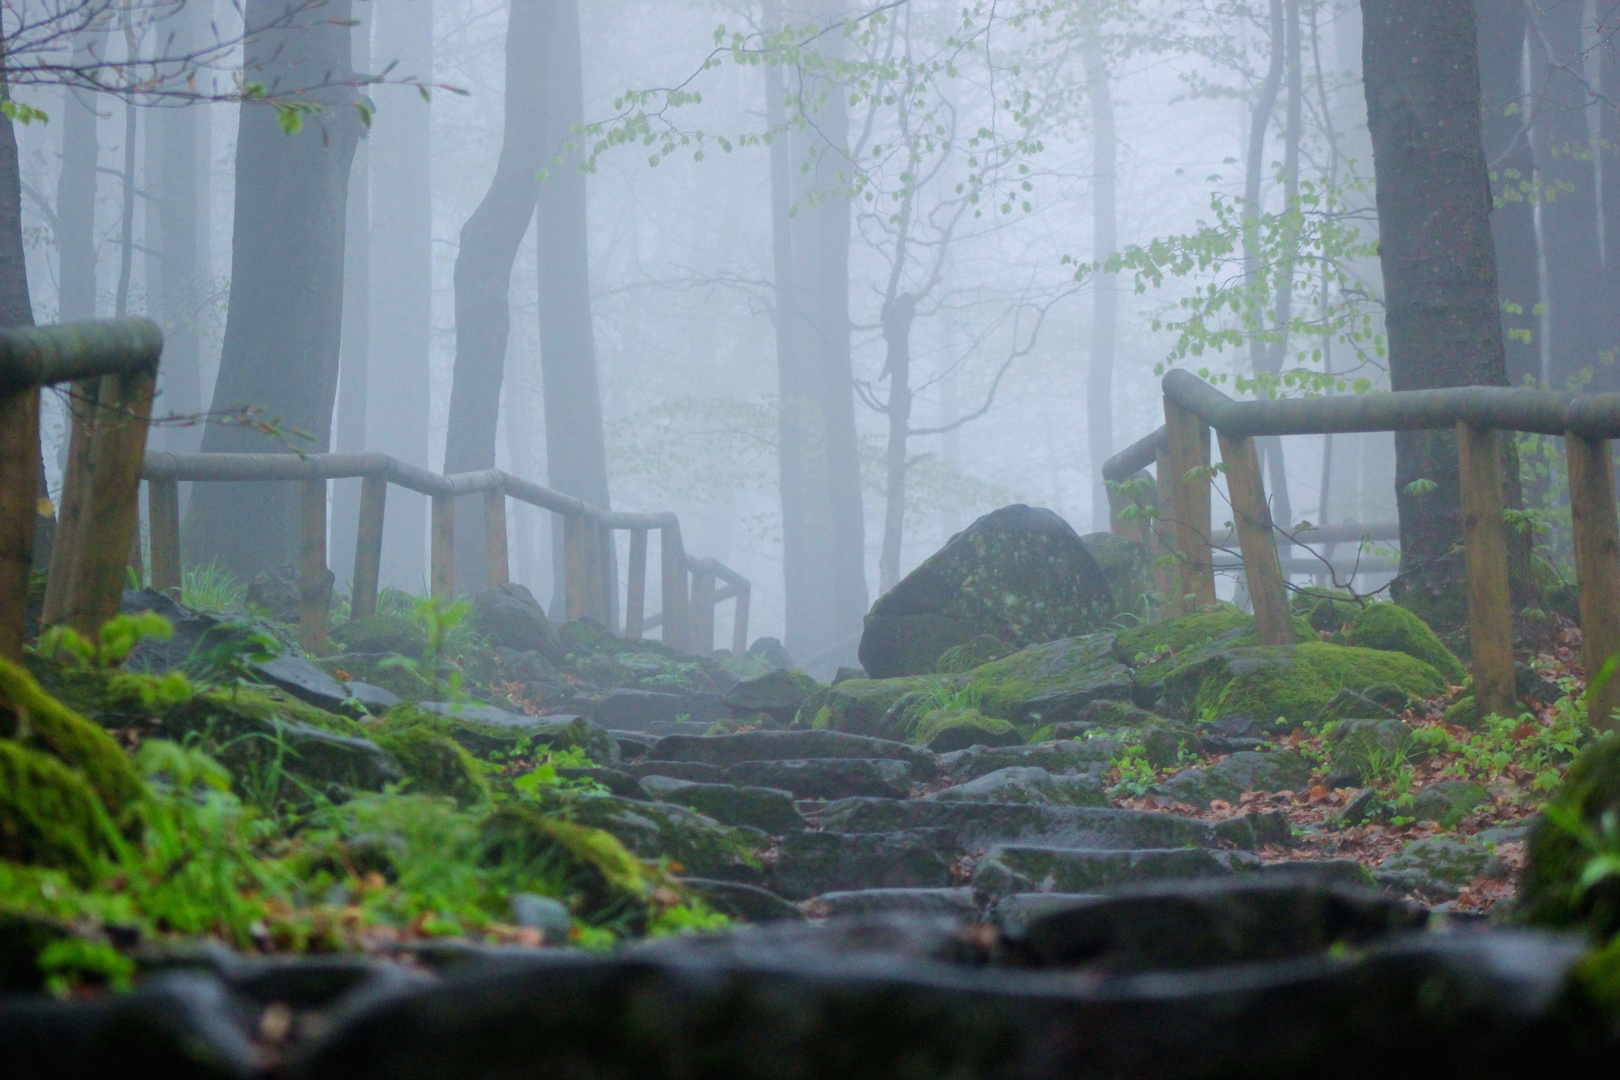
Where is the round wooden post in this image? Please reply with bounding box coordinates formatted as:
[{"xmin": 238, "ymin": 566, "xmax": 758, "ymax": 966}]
[
  {"xmin": 0, "ymin": 386, "xmax": 40, "ymax": 661},
  {"xmin": 564, "ymin": 513, "xmax": 590, "ymax": 622},
  {"xmin": 431, "ymin": 495, "xmax": 454, "ymax": 601},
  {"xmin": 624, "ymin": 527, "xmax": 648, "ymax": 639},
  {"xmin": 1163, "ymin": 398, "xmax": 1216, "ymax": 609},
  {"xmin": 350, "ymin": 474, "xmax": 387, "ymax": 620},
  {"xmin": 690, "ymin": 561, "xmax": 717, "ymax": 655},
  {"xmin": 483, "ymin": 488, "xmax": 510, "ymax": 588},
  {"xmin": 1217, "ymin": 431, "xmax": 1293, "ymax": 645},
  {"xmin": 298, "ymin": 478, "xmax": 329, "ymax": 653},
  {"xmin": 63, "ymin": 369, "xmax": 156, "ymax": 639},
  {"xmin": 1566, "ymin": 432, "xmax": 1620, "ymax": 732},
  {"xmin": 42, "ymin": 379, "xmax": 98, "ymax": 625},
  {"xmin": 595, "ymin": 522, "xmax": 618, "ymax": 631},
  {"xmin": 731, "ymin": 581, "xmax": 751, "ymax": 656},
  {"xmin": 660, "ymin": 521, "xmax": 689, "ymax": 651},
  {"xmin": 147, "ymin": 477, "xmax": 182, "ymax": 596},
  {"xmin": 1456, "ymin": 421, "xmax": 1516, "ymax": 719},
  {"xmin": 1151, "ymin": 446, "xmax": 1180, "ymax": 609}
]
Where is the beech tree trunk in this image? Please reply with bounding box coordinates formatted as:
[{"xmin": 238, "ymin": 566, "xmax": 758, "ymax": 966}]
[
  {"xmin": 443, "ymin": 0, "xmax": 548, "ymax": 591},
  {"xmin": 332, "ymin": 3, "xmax": 371, "ymax": 584},
  {"xmin": 368, "ymin": 0, "xmax": 433, "ymax": 591},
  {"xmin": 1084, "ymin": 41, "xmax": 1117, "ymax": 534},
  {"xmin": 536, "ymin": 0, "xmax": 613, "ymax": 619},
  {"xmin": 1361, "ymin": 0, "xmax": 1510, "ymax": 619},
  {"xmin": 56, "ymin": 27, "xmax": 103, "ymax": 325},
  {"xmin": 190, "ymin": 0, "xmax": 362, "ymax": 575}
]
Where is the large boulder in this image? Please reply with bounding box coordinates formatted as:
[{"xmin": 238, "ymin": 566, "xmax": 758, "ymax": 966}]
[
  {"xmin": 471, "ymin": 583, "xmax": 564, "ymax": 664},
  {"xmin": 963, "ymin": 633, "xmax": 1135, "ymax": 732},
  {"xmin": 858, "ymin": 505, "xmax": 1117, "ymax": 678}
]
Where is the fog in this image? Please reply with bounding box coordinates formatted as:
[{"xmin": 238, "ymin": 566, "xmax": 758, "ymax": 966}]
[{"xmin": 13, "ymin": 0, "xmax": 1423, "ymax": 669}]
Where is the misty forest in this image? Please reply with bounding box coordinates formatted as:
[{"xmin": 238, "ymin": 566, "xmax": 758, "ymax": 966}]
[{"xmin": 7, "ymin": 0, "xmax": 1620, "ymax": 1074}]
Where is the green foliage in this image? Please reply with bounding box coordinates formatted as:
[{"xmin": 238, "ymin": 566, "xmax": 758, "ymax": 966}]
[
  {"xmin": 1341, "ymin": 603, "xmax": 1468, "ymax": 685},
  {"xmin": 1108, "ymin": 745, "xmax": 1158, "ymax": 799},
  {"xmin": 0, "ymin": 656, "xmax": 146, "ymax": 821},
  {"xmin": 181, "ymin": 560, "xmax": 247, "ymax": 613},
  {"xmin": 1446, "ymin": 690, "xmax": 1593, "ymax": 795}
]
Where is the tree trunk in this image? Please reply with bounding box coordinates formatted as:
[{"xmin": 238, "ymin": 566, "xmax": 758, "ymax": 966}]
[
  {"xmin": 189, "ymin": 0, "xmax": 362, "ymax": 575},
  {"xmin": 151, "ymin": 3, "xmax": 205, "ymax": 451},
  {"xmin": 772, "ymin": 0, "xmax": 869, "ymax": 663},
  {"xmin": 1244, "ymin": 0, "xmax": 1292, "ymax": 528},
  {"xmin": 332, "ymin": 3, "xmax": 371, "ymax": 586},
  {"xmin": 443, "ymin": 0, "xmax": 549, "ymax": 592},
  {"xmin": 536, "ymin": 0, "xmax": 613, "ymax": 619},
  {"xmin": 1084, "ymin": 41, "xmax": 1117, "ymax": 534},
  {"xmin": 878, "ymin": 295, "xmax": 915, "ymax": 594},
  {"xmin": 368, "ymin": 0, "xmax": 433, "ymax": 592},
  {"xmin": 1361, "ymin": 0, "xmax": 1509, "ymax": 622},
  {"xmin": 1529, "ymin": 1, "xmax": 1604, "ymax": 393},
  {"xmin": 1475, "ymin": 0, "xmax": 1540, "ymax": 388},
  {"xmin": 55, "ymin": 28, "xmax": 103, "ymax": 324}
]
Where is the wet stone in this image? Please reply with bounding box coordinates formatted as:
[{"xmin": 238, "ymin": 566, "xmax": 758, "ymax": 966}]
[
  {"xmin": 816, "ymin": 799, "xmax": 1223, "ymax": 851},
  {"xmin": 768, "ymin": 830, "xmax": 959, "ymax": 900},
  {"xmin": 647, "ymin": 730, "xmax": 936, "ymax": 776},
  {"xmin": 638, "ymin": 776, "xmax": 806, "ymax": 833},
  {"xmin": 923, "ymin": 766, "xmax": 1108, "ymax": 807},
  {"xmin": 806, "ymin": 887, "xmax": 979, "ymax": 921},
  {"xmin": 972, "ymin": 846, "xmax": 1241, "ymax": 899},
  {"xmin": 725, "ymin": 758, "xmax": 915, "ymax": 801}
]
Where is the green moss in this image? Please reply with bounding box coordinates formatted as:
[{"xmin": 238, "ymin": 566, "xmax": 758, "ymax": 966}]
[
  {"xmin": 524, "ymin": 790, "xmax": 763, "ymax": 882},
  {"xmin": 959, "ymin": 635, "xmax": 1133, "ymax": 732},
  {"xmin": 1341, "ymin": 602, "xmax": 1468, "ymax": 685},
  {"xmin": 318, "ymin": 653, "xmax": 436, "ymax": 703},
  {"xmin": 480, "ymin": 805, "xmax": 648, "ymax": 923},
  {"xmin": 1442, "ymin": 695, "xmax": 1479, "ymax": 729},
  {"xmin": 1290, "ymin": 586, "xmax": 1362, "ymax": 633},
  {"xmin": 909, "ymin": 708, "xmax": 1021, "ymax": 751},
  {"xmin": 330, "ymin": 615, "xmax": 429, "ymax": 658},
  {"xmin": 371, "ymin": 716, "xmax": 490, "ymax": 808},
  {"xmin": 935, "ymin": 636, "xmax": 1015, "ymax": 674},
  {"xmin": 1117, "ymin": 606, "xmax": 1253, "ymax": 663},
  {"xmin": 800, "ymin": 676, "xmax": 936, "ymax": 734},
  {"xmin": 1520, "ymin": 734, "xmax": 1620, "ymax": 939},
  {"xmin": 1180, "ymin": 642, "xmax": 1444, "ymax": 726},
  {"xmin": 0, "ymin": 741, "xmax": 122, "ymax": 883},
  {"xmin": 0, "ymin": 659, "xmax": 144, "ymax": 822}
]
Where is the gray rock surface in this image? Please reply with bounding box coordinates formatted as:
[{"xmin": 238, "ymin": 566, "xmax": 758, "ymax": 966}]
[
  {"xmin": 639, "ymin": 776, "xmax": 806, "ymax": 833},
  {"xmin": 1157, "ymin": 750, "xmax": 1313, "ymax": 808},
  {"xmin": 924, "ymin": 766, "xmax": 1108, "ymax": 807},
  {"xmin": 471, "ymin": 583, "xmax": 564, "ymax": 662},
  {"xmin": 725, "ymin": 758, "xmax": 914, "ymax": 800}
]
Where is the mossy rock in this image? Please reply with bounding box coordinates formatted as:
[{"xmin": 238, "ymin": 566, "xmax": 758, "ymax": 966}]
[
  {"xmin": 1521, "ymin": 734, "xmax": 1620, "ymax": 939},
  {"xmin": 962, "ymin": 634, "xmax": 1134, "ymax": 732},
  {"xmin": 1080, "ymin": 533, "xmax": 1153, "ymax": 617},
  {"xmin": 330, "ymin": 615, "xmax": 429, "ymax": 659},
  {"xmin": 910, "ymin": 708, "xmax": 1022, "ymax": 752},
  {"xmin": 797, "ymin": 676, "xmax": 936, "ymax": 735},
  {"xmin": 1410, "ymin": 779, "xmax": 1490, "ymax": 828},
  {"xmin": 370, "ymin": 715, "xmax": 490, "ymax": 808},
  {"xmin": 523, "ymin": 790, "xmax": 764, "ymax": 883},
  {"xmin": 1442, "ymin": 695, "xmax": 1479, "ymax": 729},
  {"xmin": 1324, "ymin": 717, "xmax": 1419, "ymax": 786},
  {"xmin": 723, "ymin": 669, "xmax": 820, "ymax": 724},
  {"xmin": 1341, "ymin": 602, "xmax": 1468, "ymax": 685},
  {"xmin": 0, "ymin": 659, "xmax": 144, "ymax": 823},
  {"xmin": 1118, "ymin": 608, "xmax": 1312, "ymax": 701},
  {"xmin": 397, "ymin": 705, "xmax": 617, "ymax": 766},
  {"xmin": 935, "ymin": 635, "xmax": 1015, "ymax": 675},
  {"xmin": 479, "ymin": 805, "xmax": 649, "ymax": 927},
  {"xmin": 0, "ymin": 741, "xmax": 122, "ymax": 883},
  {"xmin": 0, "ymin": 902, "xmax": 72, "ymax": 993},
  {"xmin": 318, "ymin": 653, "xmax": 436, "ymax": 704},
  {"xmin": 1290, "ymin": 586, "xmax": 1362, "ymax": 633},
  {"xmin": 1161, "ymin": 642, "xmax": 1444, "ymax": 726}
]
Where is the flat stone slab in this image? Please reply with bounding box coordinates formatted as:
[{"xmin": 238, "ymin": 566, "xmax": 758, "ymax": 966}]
[
  {"xmin": 815, "ymin": 799, "xmax": 1220, "ymax": 850},
  {"xmin": 923, "ymin": 766, "xmax": 1108, "ymax": 807},
  {"xmin": 769, "ymin": 830, "xmax": 958, "ymax": 900},
  {"xmin": 726, "ymin": 758, "xmax": 914, "ymax": 801},
  {"xmin": 623, "ymin": 760, "xmax": 725, "ymax": 784},
  {"xmin": 991, "ymin": 892, "xmax": 1103, "ymax": 937},
  {"xmin": 807, "ymin": 887, "xmax": 979, "ymax": 921},
  {"xmin": 939, "ymin": 739, "xmax": 1120, "ymax": 783},
  {"xmin": 972, "ymin": 846, "xmax": 1240, "ymax": 898},
  {"xmin": 679, "ymin": 878, "xmax": 804, "ymax": 923},
  {"xmin": 591, "ymin": 688, "xmax": 727, "ymax": 731},
  {"xmin": 647, "ymin": 730, "xmax": 936, "ymax": 776},
  {"xmin": 639, "ymin": 776, "xmax": 806, "ymax": 833}
]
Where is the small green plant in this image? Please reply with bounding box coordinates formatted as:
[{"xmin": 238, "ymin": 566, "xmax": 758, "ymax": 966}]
[
  {"xmin": 1108, "ymin": 745, "xmax": 1158, "ymax": 799},
  {"xmin": 1543, "ymin": 804, "xmax": 1620, "ymax": 902},
  {"xmin": 513, "ymin": 745, "xmax": 607, "ymax": 797},
  {"xmin": 181, "ymin": 560, "xmax": 247, "ymax": 613}
]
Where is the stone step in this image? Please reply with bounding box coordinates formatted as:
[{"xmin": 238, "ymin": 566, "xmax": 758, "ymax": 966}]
[
  {"xmin": 726, "ymin": 758, "xmax": 914, "ymax": 800},
  {"xmin": 646, "ymin": 730, "xmax": 937, "ymax": 776},
  {"xmin": 921, "ymin": 765, "xmax": 1109, "ymax": 808},
  {"xmin": 813, "ymin": 798, "xmax": 1238, "ymax": 851},
  {"xmin": 805, "ymin": 887, "xmax": 979, "ymax": 921},
  {"xmin": 768, "ymin": 829, "xmax": 958, "ymax": 900},
  {"xmin": 972, "ymin": 845, "xmax": 1242, "ymax": 899},
  {"xmin": 639, "ymin": 776, "xmax": 806, "ymax": 833}
]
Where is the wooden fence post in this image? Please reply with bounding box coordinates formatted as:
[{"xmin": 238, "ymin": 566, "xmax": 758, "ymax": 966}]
[
  {"xmin": 660, "ymin": 521, "xmax": 689, "ymax": 651},
  {"xmin": 1163, "ymin": 398, "xmax": 1216, "ymax": 609},
  {"xmin": 732, "ymin": 582, "xmax": 751, "ymax": 656},
  {"xmin": 0, "ymin": 386, "xmax": 40, "ymax": 661},
  {"xmin": 1151, "ymin": 446, "xmax": 1179, "ymax": 609},
  {"xmin": 350, "ymin": 474, "xmax": 387, "ymax": 620},
  {"xmin": 625, "ymin": 527, "xmax": 648, "ymax": 639},
  {"xmin": 298, "ymin": 478, "xmax": 329, "ymax": 653},
  {"xmin": 484, "ymin": 488, "xmax": 509, "ymax": 588},
  {"xmin": 1566, "ymin": 433, "xmax": 1620, "ymax": 732},
  {"xmin": 564, "ymin": 513, "xmax": 590, "ymax": 621},
  {"xmin": 42, "ymin": 379, "xmax": 98, "ymax": 625},
  {"xmin": 63, "ymin": 369, "xmax": 156, "ymax": 639},
  {"xmin": 596, "ymin": 523, "xmax": 618, "ymax": 631},
  {"xmin": 148, "ymin": 477, "xmax": 181, "ymax": 596},
  {"xmin": 690, "ymin": 561, "xmax": 716, "ymax": 655},
  {"xmin": 431, "ymin": 495, "xmax": 454, "ymax": 602},
  {"xmin": 1217, "ymin": 431, "xmax": 1293, "ymax": 645},
  {"xmin": 1456, "ymin": 422, "xmax": 1516, "ymax": 719}
]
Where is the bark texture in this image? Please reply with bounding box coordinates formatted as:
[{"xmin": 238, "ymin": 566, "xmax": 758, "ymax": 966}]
[
  {"xmin": 189, "ymin": 0, "xmax": 362, "ymax": 575},
  {"xmin": 1361, "ymin": 0, "xmax": 1509, "ymax": 618}
]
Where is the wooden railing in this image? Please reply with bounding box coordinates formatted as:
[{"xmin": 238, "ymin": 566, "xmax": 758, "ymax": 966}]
[
  {"xmin": 1105, "ymin": 372, "xmax": 1620, "ymax": 731},
  {"xmin": 1, "ymin": 319, "xmax": 164, "ymax": 660},
  {"xmin": 138, "ymin": 452, "xmax": 751, "ymax": 658}
]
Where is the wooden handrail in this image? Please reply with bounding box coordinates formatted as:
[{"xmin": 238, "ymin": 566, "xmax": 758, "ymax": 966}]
[
  {"xmin": 139, "ymin": 450, "xmax": 750, "ymax": 658},
  {"xmin": 2, "ymin": 318, "xmax": 163, "ymax": 661},
  {"xmin": 1105, "ymin": 372, "xmax": 1620, "ymax": 731}
]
